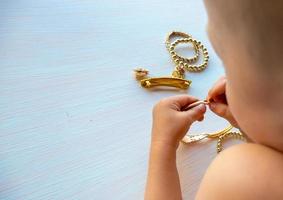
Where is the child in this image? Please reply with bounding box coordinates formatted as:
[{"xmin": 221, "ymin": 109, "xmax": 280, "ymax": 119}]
[{"xmin": 145, "ymin": 0, "xmax": 283, "ymax": 199}]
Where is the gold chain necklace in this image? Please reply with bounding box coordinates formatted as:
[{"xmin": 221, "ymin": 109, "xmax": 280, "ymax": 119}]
[
  {"xmin": 182, "ymin": 126, "xmax": 246, "ymax": 153},
  {"xmin": 134, "ymin": 31, "xmax": 209, "ymax": 89},
  {"xmin": 216, "ymin": 131, "xmax": 246, "ymax": 153},
  {"xmin": 181, "ymin": 100, "xmax": 246, "ymax": 153}
]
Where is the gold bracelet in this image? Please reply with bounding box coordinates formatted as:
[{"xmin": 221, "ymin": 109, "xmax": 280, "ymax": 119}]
[
  {"xmin": 134, "ymin": 31, "xmax": 209, "ymax": 89},
  {"xmin": 181, "ymin": 100, "xmax": 246, "ymax": 153},
  {"xmin": 165, "ymin": 31, "xmax": 200, "ymax": 64},
  {"xmin": 169, "ymin": 38, "xmax": 209, "ymax": 72},
  {"xmin": 182, "ymin": 125, "xmax": 233, "ymax": 144},
  {"xmin": 165, "ymin": 31, "xmax": 208, "ymax": 72},
  {"xmin": 182, "ymin": 125, "xmax": 246, "ymax": 153},
  {"xmin": 165, "ymin": 31, "xmax": 192, "ymax": 47}
]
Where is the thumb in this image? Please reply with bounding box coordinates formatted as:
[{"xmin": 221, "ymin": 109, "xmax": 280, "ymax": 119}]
[{"xmin": 181, "ymin": 104, "xmax": 206, "ymax": 125}]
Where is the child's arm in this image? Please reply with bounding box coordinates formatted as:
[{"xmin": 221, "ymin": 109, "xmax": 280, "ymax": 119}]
[{"xmin": 145, "ymin": 95, "xmax": 206, "ymax": 200}]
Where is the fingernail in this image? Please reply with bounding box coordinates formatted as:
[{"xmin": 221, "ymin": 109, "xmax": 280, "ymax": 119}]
[{"xmin": 194, "ymin": 104, "xmax": 206, "ymax": 112}]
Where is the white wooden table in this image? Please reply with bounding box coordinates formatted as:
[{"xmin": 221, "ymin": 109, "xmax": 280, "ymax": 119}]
[{"xmin": 0, "ymin": 0, "xmax": 235, "ymax": 199}]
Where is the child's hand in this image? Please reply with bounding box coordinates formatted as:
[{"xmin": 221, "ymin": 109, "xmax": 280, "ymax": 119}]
[
  {"xmin": 207, "ymin": 76, "xmax": 239, "ymax": 127},
  {"xmin": 151, "ymin": 95, "xmax": 206, "ymax": 149}
]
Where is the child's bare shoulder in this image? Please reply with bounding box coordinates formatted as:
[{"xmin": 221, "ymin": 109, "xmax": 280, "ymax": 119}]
[{"xmin": 196, "ymin": 143, "xmax": 283, "ymax": 200}]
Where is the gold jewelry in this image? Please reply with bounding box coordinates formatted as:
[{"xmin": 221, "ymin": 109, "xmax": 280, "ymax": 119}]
[
  {"xmin": 165, "ymin": 31, "xmax": 192, "ymax": 46},
  {"xmin": 181, "ymin": 100, "xmax": 247, "ymax": 153},
  {"xmin": 216, "ymin": 131, "xmax": 246, "ymax": 153},
  {"xmin": 140, "ymin": 77, "xmax": 191, "ymax": 89},
  {"xmin": 182, "ymin": 125, "xmax": 233, "ymax": 143},
  {"xmin": 134, "ymin": 68, "xmax": 149, "ymax": 80},
  {"xmin": 165, "ymin": 31, "xmax": 209, "ymax": 73},
  {"xmin": 133, "ymin": 31, "xmax": 209, "ymax": 89},
  {"xmin": 165, "ymin": 31, "xmax": 199, "ymax": 65},
  {"xmin": 182, "ymin": 125, "xmax": 245, "ymax": 153}
]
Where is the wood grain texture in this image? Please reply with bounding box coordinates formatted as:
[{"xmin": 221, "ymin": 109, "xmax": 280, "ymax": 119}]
[{"xmin": 0, "ymin": 0, "xmax": 240, "ymax": 199}]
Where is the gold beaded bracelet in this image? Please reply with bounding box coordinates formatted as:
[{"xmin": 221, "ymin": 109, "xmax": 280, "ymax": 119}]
[
  {"xmin": 165, "ymin": 31, "xmax": 209, "ymax": 73},
  {"xmin": 165, "ymin": 31, "xmax": 200, "ymax": 65},
  {"xmin": 134, "ymin": 31, "xmax": 209, "ymax": 89}
]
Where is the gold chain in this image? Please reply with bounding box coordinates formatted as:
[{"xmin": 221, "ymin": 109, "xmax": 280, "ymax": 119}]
[
  {"xmin": 182, "ymin": 127, "xmax": 246, "ymax": 153},
  {"xmin": 133, "ymin": 31, "xmax": 209, "ymax": 89},
  {"xmin": 165, "ymin": 31, "xmax": 199, "ymax": 65},
  {"xmin": 182, "ymin": 125, "xmax": 232, "ymax": 143},
  {"xmin": 181, "ymin": 100, "xmax": 247, "ymax": 153},
  {"xmin": 165, "ymin": 31, "xmax": 209, "ymax": 76},
  {"xmin": 217, "ymin": 131, "xmax": 246, "ymax": 153}
]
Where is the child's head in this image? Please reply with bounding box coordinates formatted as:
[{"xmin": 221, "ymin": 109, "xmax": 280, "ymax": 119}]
[{"xmin": 204, "ymin": 0, "xmax": 283, "ymax": 151}]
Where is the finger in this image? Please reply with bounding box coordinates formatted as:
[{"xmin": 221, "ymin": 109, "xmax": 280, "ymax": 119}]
[
  {"xmin": 209, "ymin": 102, "xmax": 239, "ymax": 127},
  {"xmin": 207, "ymin": 76, "xmax": 226, "ymax": 102},
  {"xmin": 197, "ymin": 115, "xmax": 204, "ymax": 122},
  {"xmin": 165, "ymin": 95, "xmax": 199, "ymax": 108},
  {"xmin": 181, "ymin": 104, "xmax": 206, "ymax": 125},
  {"xmin": 207, "ymin": 77, "xmax": 226, "ymax": 100}
]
